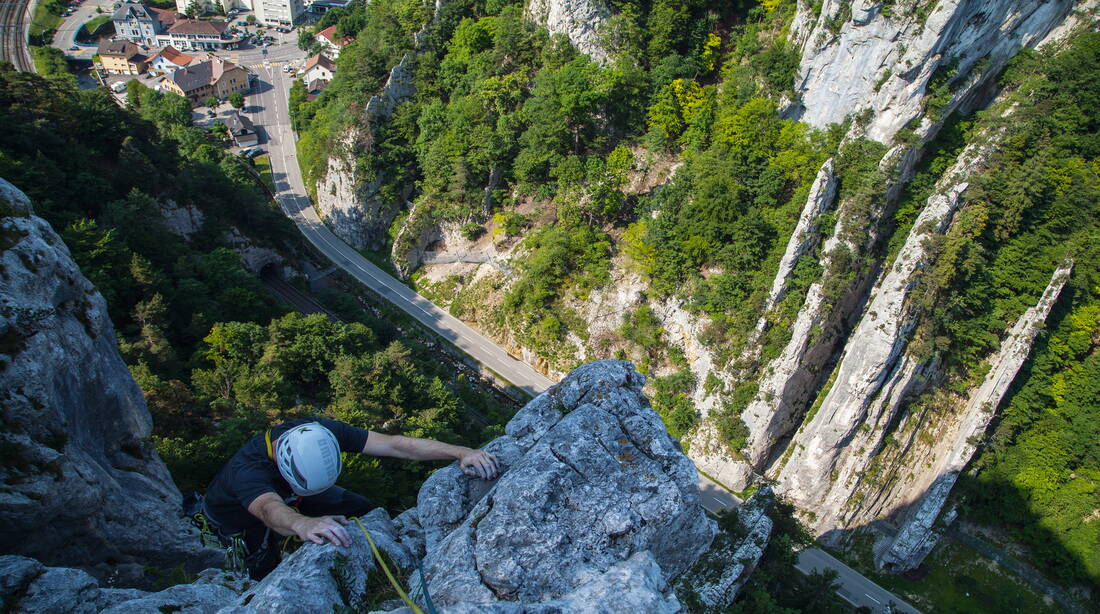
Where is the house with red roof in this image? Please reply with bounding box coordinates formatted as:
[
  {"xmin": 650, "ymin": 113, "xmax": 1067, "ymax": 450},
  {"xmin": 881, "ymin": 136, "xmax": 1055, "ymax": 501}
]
[
  {"xmin": 315, "ymin": 25, "xmax": 353, "ymax": 57},
  {"xmin": 303, "ymin": 53, "xmax": 335, "ymax": 83}
]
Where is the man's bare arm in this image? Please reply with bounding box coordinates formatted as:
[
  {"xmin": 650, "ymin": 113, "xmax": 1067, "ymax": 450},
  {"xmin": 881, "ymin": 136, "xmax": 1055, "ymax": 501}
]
[
  {"xmin": 247, "ymin": 492, "xmax": 351, "ymax": 546},
  {"xmin": 362, "ymin": 432, "xmax": 500, "ymax": 479}
]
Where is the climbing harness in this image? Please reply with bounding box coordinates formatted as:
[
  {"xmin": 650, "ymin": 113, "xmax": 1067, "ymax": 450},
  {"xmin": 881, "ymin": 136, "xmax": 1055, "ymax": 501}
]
[
  {"xmin": 184, "ymin": 492, "xmax": 248, "ymax": 574},
  {"xmin": 353, "ymin": 517, "xmax": 437, "ymax": 614}
]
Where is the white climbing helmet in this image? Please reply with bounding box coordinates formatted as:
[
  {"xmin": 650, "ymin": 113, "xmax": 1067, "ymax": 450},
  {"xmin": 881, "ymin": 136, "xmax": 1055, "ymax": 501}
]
[{"xmin": 274, "ymin": 422, "xmax": 342, "ymax": 496}]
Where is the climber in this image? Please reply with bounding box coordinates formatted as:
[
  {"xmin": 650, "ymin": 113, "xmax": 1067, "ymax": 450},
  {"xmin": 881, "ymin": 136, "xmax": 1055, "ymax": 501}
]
[{"xmin": 199, "ymin": 416, "xmax": 499, "ymax": 579}]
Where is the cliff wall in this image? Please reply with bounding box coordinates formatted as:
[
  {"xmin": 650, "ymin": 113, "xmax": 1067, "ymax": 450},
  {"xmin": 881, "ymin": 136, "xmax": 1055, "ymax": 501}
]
[
  {"xmin": 525, "ymin": 0, "xmax": 613, "ymax": 65},
  {"xmin": 0, "ymin": 178, "xmax": 213, "ymax": 578},
  {"xmin": 789, "ymin": 0, "xmax": 1076, "ymax": 143},
  {"xmin": 313, "ymin": 54, "xmax": 417, "ymax": 251}
]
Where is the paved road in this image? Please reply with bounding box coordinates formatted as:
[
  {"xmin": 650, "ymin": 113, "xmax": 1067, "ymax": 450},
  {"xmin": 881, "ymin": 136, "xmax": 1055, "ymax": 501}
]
[
  {"xmin": 696, "ymin": 472, "xmax": 742, "ymax": 514},
  {"xmin": 796, "ymin": 548, "xmax": 922, "ymax": 614},
  {"xmin": 697, "ymin": 474, "xmax": 921, "ymax": 614},
  {"xmin": 53, "ymin": 0, "xmax": 111, "ymax": 61},
  {"xmin": 245, "ymin": 48, "xmax": 554, "ymax": 398}
]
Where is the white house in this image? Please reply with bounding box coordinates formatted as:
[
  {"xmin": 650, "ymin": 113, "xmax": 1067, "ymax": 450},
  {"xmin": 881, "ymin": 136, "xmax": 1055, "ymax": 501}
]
[
  {"xmin": 314, "ymin": 24, "xmax": 352, "ymax": 57},
  {"xmin": 302, "ymin": 53, "xmax": 335, "ymax": 83},
  {"xmin": 112, "ymin": 0, "xmax": 178, "ymax": 47}
]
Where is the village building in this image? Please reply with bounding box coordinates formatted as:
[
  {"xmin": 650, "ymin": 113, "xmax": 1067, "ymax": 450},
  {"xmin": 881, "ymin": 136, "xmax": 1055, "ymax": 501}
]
[
  {"xmin": 314, "ymin": 25, "xmax": 352, "ymax": 57},
  {"xmin": 97, "ymin": 40, "xmax": 148, "ymax": 75},
  {"xmin": 112, "ymin": 0, "xmax": 179, "ymax": 47},
  {"xmin": 254, "ymin": 0, "xmax": 306, "ymax": 26},
  {"xmin": 174, "ymin": 0, "xmax": 252, "ymax": 15},
  {"xmin": 224, "ymin": 111, "xmax": 258, "ymax": 147},
  {"xmin": 156, "ymin": 19, "xmax": 238, "ymax": 51},
  {"xmin": 161, "ymin": 57, "xmax": 249, "ymax": 104},
  {"xmin": 302, "ymin": 53, "xmax": 335, "ymax": 83},
  {"xmin": 305, "ymin": 78, "xmax": 328, "ymax": 101}
]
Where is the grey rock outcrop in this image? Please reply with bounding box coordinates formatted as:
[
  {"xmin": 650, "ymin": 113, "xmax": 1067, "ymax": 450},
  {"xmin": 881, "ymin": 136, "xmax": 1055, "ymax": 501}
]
[
  {"xmin": 0, "ymin": 177, "xmax": 214, "ymax": 573},
  {"xmin": 0, "ymin": 555, "xmax": 244, "ymax": 614},
  {"xmin": 875, "ymin": 261, "xmax": 1074, "ymax": 571},
  {"xmin": 219, "ymin": 508, "xmax": 411, "ymax": 614},
  {"xmin": 0, "ymin": 359, "xmax": 726, "ymax": 612},
  {"xmin": 413, "ymin": 360, "xmax": 716, "ymax": 607},
  {"xmin": 790, "ymin": 0, "xmax": 1076, "ymax": 143},
  {"xmin": 675, "ymin": 488, "xmax": 775, "ymax": 610},
  {"xmin": 314, "ymin": 54, "xmax": 417, "ymax": 251},
  {"xmin": 526, "ymin": 0, "xmax": 613, "ymax": 65}
]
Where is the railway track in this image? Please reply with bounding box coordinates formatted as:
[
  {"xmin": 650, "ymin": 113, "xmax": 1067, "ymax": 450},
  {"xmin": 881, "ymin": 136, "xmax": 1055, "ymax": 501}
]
[
  {"xmin": 260, "ymin": 270, "xmax": 343, "ymax": 322},
  {"xmin": 0, "ymin": 0, "xmax": 33, "ymax": 72}
]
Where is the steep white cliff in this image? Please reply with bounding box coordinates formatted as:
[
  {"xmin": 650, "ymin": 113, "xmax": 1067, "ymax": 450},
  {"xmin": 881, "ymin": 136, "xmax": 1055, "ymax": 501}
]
[
  {"xmin": 0, "ymin": 178, "xmax": 213, "ymax": 577},
  {"xmin": 314, "ymin": 54, "xmax": 417, "ymax": 251},
  {"xmin": 755, "ymin": 159, "xmax": 838, "ymax": 336},
  {"xmin": 526, "ymin": 0, "xmax": 613, "ymax": 65},
  {"xmin": 790, "ymin": 0, "xmax": 1076, "ymax": 143},
  {"xmin": 875, "ymin": 261, "xmax": 1073, "ymax": 571},
  {"xmin": 774, "ymin": 134, "xmax": 988, "ymax": 533}
]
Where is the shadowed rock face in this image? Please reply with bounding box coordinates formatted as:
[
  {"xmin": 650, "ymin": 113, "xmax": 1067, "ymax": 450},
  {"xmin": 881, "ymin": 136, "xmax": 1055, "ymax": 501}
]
[{"xmin": 0, "ymin": 178, "xmax": 212, "ymax": 576}]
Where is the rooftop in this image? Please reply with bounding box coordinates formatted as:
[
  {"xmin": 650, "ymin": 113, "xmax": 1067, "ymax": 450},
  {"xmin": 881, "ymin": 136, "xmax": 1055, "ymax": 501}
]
[
  {"xmin": 317, "ymin": 25, "xmax": 352, "ymax": 47},
  {"xmin": 168, "ymin": 19, "xmax": 229, "ymax": 36},
  {"xmin": 304, "ymin": 53, "xmax": 336, "ymax": 73},
  {"xmin": 152, "ymin": 45, "xmax": 193, "ymax": 67},
  {"xmin": 97, "ymin": 39, "xmax": 144, "ymax": 61},
  {"xmin": 167, "ymin": 57, "xmax": 241, "ymax": 93},
  {"xmin": 224, "ymin": 111, "xmax": 254, "ymax": 135}
]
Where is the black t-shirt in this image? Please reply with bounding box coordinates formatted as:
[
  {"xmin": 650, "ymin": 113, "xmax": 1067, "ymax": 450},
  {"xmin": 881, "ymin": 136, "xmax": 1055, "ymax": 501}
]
[{"xmin": 203, "ymin": 417, "xmax": 369, "ymax": 531}]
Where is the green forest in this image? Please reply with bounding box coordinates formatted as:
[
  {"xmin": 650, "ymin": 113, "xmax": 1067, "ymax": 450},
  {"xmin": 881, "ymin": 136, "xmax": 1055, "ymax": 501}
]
[{"xmin": 0, "ymin": 65, "xmax": 513, "ymax": 511}]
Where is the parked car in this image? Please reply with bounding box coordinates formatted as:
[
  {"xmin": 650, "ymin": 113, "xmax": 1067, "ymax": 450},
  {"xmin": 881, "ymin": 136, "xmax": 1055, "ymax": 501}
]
[
  {"xmin": 68, "ymin": 45, "xmax": 78, "ymax": 51},
  {"xmin": 247, "ymin": 148, "xmax": 265, "ymax": 159}
]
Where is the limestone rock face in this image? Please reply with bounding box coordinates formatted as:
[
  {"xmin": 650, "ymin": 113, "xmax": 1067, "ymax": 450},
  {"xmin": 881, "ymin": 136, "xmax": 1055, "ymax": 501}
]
[
  {"xmin": 314, "ymin": 54, "xmax": 417, "ymax": 251},
  {"xmin": 0, "ymin": 361, "xmax": 725, "ymax": 612},
  {"xmin": 414, "ymin": 360, "xmax": 716, "ymax": 607},
  {"xmin": 220, "ymin": 361, "xmax": 715, "ymax": 613},
  {"xmin": 875, "ymin": 261, "xmax": 1074, "ymax": 571},
  {"xmin": 219, "ymin": 508, "xmax": 411, "ymax": 614},
  {"xmin": 0, "ymin": 178, "xmax": 212, "ymax": 573},
  {"xmin": 790, "ymin": 0, "xmax": 1075, "ymax": 143},
  {"xmin": 526, "ymin": 0, "xmax": 613, "ymax": 65},
  {"xmin": 675, "ymin": 488, "xmax": 775, "ymax": 610}
]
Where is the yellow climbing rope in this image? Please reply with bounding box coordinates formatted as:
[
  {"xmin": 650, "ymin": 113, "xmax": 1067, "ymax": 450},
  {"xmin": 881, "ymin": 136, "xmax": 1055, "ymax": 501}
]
[{"xmin": 353, "ymin": 517, "xmax": 425, "ymax": 614}]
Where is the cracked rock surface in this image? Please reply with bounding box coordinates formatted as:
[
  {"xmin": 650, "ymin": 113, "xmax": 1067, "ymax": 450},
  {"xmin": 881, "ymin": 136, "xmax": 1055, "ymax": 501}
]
[{"xmin": 413, "ymin": 360, "xmax": 716, "ymax": 607}]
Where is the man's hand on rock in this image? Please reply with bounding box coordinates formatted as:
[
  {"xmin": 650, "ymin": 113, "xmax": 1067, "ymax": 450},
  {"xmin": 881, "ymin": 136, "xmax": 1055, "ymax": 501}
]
[
  {"xmin": 294, "ymin": 515, "xmax": 351, "ymax": 547},
  {"xmin": 460, "ymin": 449, "xmax": 500, "ymax": 480}
]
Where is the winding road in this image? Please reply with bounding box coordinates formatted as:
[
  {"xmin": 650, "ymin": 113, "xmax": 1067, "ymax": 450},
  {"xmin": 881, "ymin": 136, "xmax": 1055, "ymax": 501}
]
[{"xmin": 244, "ymin": 43, "xmax": 553, "ymax": 399}]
